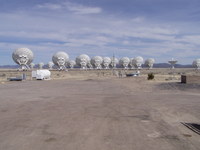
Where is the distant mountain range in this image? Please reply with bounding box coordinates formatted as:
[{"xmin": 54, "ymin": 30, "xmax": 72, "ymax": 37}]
[{"xmin": 0, "ymin": 63, "xmax": 193, "ymax": 69}]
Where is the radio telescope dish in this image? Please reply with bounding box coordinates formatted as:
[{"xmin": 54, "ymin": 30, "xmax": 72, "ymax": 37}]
[
  {"xmin": 192, "ymin": 59, "xmax": 200, "ymax": 70},
  {"xmin": 168, "ymin": 58, "xmax": 177, "ymax": 69},
  {"xmin": 52, "ymin": 51, "xmax": 69, "ymax": 70},
  {"xmin": 68, "ymin": 60, "xmax": 76, "ymax": 69},
  {"xmin": 76, "ymin": 54, "xmax": 90, "ymax": 70},
  {"xmin": 39, "ymin": 62, "xmax": 44, "ymax": 69},
  {"xmin": 87, "ymin": 62, "xmax": 93, "ymax": 69},
  {"xmin": 132, "ymin": 56, "xmax": 144, "ymax": 69},
  {"xmin": 103, "ymin": 57, "xmax": 111, "ymax": 69},
  {"xmin": 30, "ymin": 63, "xmax": 35, "ymax": 69},
  {"xmin": 12, "ymin": 48, "xmax": 34, "ymax": 70},
  {"xmin": 110, "ymin": 57, "xmax": 119, "ymax": 68},
  {"xmin": 129, "ymin": 58, "xmax": 134, "ymax": 69},
  {"xmin": 145, "ymin": 58, "xmax": 155, "ymax": 69},
  {"xmin": 48, "ymin": 61, "xmax": 54, "ymax": 70},
  {"xmin": 119, "ymin": 57, "xmax": 130, "ymax": 69},
  {"xmin": 91, "ymin": 56, "xmax": 103, "ymax": 69}
]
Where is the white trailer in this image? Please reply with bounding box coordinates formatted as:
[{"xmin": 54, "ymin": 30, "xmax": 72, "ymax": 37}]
[{"xmin": 32, "ymin": 70, "xmax": 51, "ymax": 80}]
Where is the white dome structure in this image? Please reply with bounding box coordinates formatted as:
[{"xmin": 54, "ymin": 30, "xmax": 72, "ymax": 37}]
[
  {"xmin": 110, "ymin": 57, "xmax": 119, "ymax": 68},
  {"xmin": 103, "ymin": 57, "xmax": 111, "ymax": 69},
  {"xmin": 91, "ymin": 56, "xmax": 103, "ymax": 69},
  {"xmin": 48, "ymin": 61, "xmax": 54, "ymax": 70},
  {"xmin": 52, "ymin": 51, "xmax": 69, "ymax": 70},
  {"xmin": 145, "ymin": 58, "xmax": 155, "ymax": 69},
  {"xmin": 132, "ymin": 56, "xmax": 144, "ymax": 69},
  {"xmin": 68, "ymin": 60, "xmax": 76, "ymax": 69},
  {"xmin": 119, "ymin": 57, "xmax": 130, "ymax": 69},
  {"xmin": 76, "ymin": 54, "xmax": 90, "ymax": 70},
  {"xmin": 30, "ymin": 63, "xmax": 35, "ymax": 69},
  {"xmin": 12, "ymin": 48, "xmax": 34, "ymax": 70},
  {"xmin": 192, "ymin": 59, "xmax": 200, "ymax": 70},
  {"xmin": 39, "ymin": 62, "xmax": 44, "ymax": 69}
]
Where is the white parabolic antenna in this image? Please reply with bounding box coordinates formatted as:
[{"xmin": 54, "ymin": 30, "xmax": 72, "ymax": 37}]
[
  {"xmin": 103, "ymin": 57, "xmax": 111, "ymax": 69},
  {"xmin": 168, "ymin": 58, "xmax": 177, "ymax": 69},
  {"xmin": 119, "ymin": 57, "xmax": 130, "ymax": 69},
  {"xmin": 39, "ymin": 62, "xmax": 44, "ymax": 69},
  {"xmin": 48, "ymin": 61, "xmax": 54, "ymax": 69},
  {"xmin": 110, "ymin": 57, "xmax": 119, "ymax": 68},
  {"xmin": 91, "ymin": 56, "xmax": 103, "ymax": 69},
  {"xmin": 145, "ymin": 58, "xmax": 155, "ymax": 69},
  {"xmin": 52, "ymin": 51, "xmax": 69, "ymax": 70},
  {"xmin": 76, "ymin": 54, "xmax": 90, "ymax": 69},
  {"xmin": 12, "ymin": 48, "xmax": 34, "ymax": 70},
  {"xmin": 132, "ymin": 56, "xmax": 144, "ymax": 69},
  {"xmin": 192, "ymin": 59, "xmax": 200, "ymax": 69},
  {"xmin": 68, "ymin": 60, "xmax": 76, "ymax": 68}
]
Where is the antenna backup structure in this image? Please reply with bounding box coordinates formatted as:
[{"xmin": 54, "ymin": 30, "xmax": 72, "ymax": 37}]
[{"xmin": 12, "ymin": 48, "xmax": 34, "ymax": 71}]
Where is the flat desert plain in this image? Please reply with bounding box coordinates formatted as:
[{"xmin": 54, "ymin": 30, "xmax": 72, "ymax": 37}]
[{"xmin": 0, "ymin": 71, "xmax": 200, "ymax": 150}]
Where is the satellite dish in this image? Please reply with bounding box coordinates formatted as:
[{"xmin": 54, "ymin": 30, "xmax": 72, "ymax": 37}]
[
  {"xmin": 68, "ymin": 60, "xmax": 76, "ymax": 69},
  {"xmin": 119, "ymin": 57, "xmax": 130, "ymax": 69},
  {"xmin": 76, "ymin": 54, "xmax": 90, "ymax": 70},
  {"xmin": 30, "ymin": 63, "xmax": 35, "ymax": 69},
  {"xmin": 38, "ymin": 62, "xmax": 44, "ymax": 69},
  {"xmin": 192, "ymin": 59, "xmax": 200, "ymax": 70},
  {"xmin": 52, "ymin": 51, "xmax": 69, "ymax": 71},
  {"xmin": 48, "ymin": 61, "xmax": 54, "ymax": 70},
  {"xmin": 168, "ymin": 58, "xmax": 177, "ymax": 69},
  {"xmin": 91, "ymin": 56, "xmax": 103, "ymax": 69},
  {"xmin": 110, "ymin": 57, "xmax": 119, "ymax": 68},
  {"xmin": 103, "ymin": 57, "xmax": 111, "ymax": 69},
  {"xmin": 145, "ymin": 58, "xmax": 155, "ymax": 69},
  {"xmin": 12, "ymin": 48, "xmax": 34, "ymax": 70},
  {"xmin": 132, "ymin": 56, "xmax": 144, "ymax": 69},
  {"xmin": 129, "ymin": 58, "xmax": 135, "ymax": 69}
]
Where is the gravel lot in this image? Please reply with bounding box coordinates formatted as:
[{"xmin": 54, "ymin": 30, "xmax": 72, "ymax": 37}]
[{"xmin": 0, "ymin": 77, "xmax": 200, "ymax": 150}]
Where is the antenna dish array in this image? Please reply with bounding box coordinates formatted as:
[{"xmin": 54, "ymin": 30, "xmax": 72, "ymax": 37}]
[
  {"xmin": 76, "ymin": 54, "xmax": 90, "ymax": 70},
  {"xmin": 52, "ymin": 51, "xmax": 69, "ymax": 70},
  {"xmin": 91, "ymin": 56, "xmax": 103, "ymax": 69},
  {"xmin": 103, "ymin": 57, "xmax": 111, "ymax": 69},
  {"xmin": 39, "ymin": 62, "xmax": 44, "ymax": 69},
  {"xmin": 119, "ymin": 57, "xmax": 130, "ymax": 69},
  {"xmin": 145, "ymin": 58, "xmax": 155, "ymax": 69},
  {"xmin": 110, "ymin": 57, "xmax": 119, "ymax": 68},
  {"xmin": 68, "ymin": 60, "xmax": 76, "ymax": 69},
  {"xmin": 48, "ymin": 61, "xmax": 54, "ymax": 70},
  {"xmin": 168, "ymin": 58, "xmax": 177, "ymax": 69},
  {"xmin": 12, "ymin": 48, "xmax": 34, "ymax": 70},
  {"xmin": 192, "ymin": 59, "xmax": 200, "ymax": 70},
  {"xmin": 132, "ymin": 56, "xmax": 144, "ymax": 69}
]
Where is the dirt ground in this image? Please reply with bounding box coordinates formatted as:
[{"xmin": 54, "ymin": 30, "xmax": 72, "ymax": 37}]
[{"xmin": 0, "ymin": 76, "xmax": 200, "ymax": 150}]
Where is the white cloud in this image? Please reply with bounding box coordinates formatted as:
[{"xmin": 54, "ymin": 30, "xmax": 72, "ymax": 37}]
[
  {"xmin": 36, "ymin": 2, "xmax": 102, "ymax": 15},
  {"xmin": 64, "ymin": 2, "xmax": 102, "ymax": 14},
  {"xmin": 36, "ymin": 3, "xmax": 63, "ymax": 10}
]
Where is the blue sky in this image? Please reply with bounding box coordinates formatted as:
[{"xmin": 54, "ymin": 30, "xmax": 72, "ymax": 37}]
[{"xmin": 0, "ymin": 0, "xmax": 200, "ymax": 65}]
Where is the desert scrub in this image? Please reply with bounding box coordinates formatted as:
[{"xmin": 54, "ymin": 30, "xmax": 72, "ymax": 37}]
[{"xmin": 148, "ymin": 73, "xmax": 154, "ymax": 80}]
